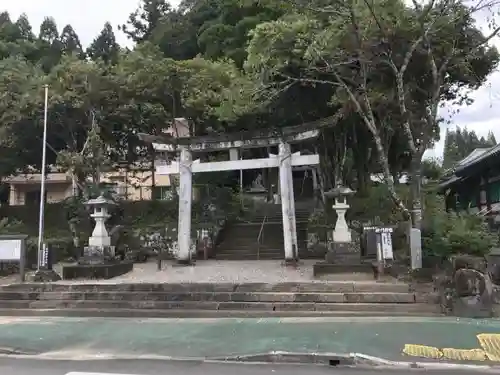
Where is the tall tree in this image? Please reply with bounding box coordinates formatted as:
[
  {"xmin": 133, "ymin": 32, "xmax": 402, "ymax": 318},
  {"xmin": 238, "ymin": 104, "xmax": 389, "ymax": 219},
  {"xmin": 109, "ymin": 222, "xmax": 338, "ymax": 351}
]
[
  {"xmin": 59, "ymin": 25, "xmax": 84, "ymax": 58},
  {"xmin": 241, "ymin": 0, "xmax": 499, "ymax": 228},
  {"xmin": 443, "ymin": 126, "xmax": 497, "ymax": 168},
  {"xmin": 121, "ymin": 0, "xmax": 172, "ymax": 43},
  {"xmin": 487, "ymin": 131, "xmax": 497, "ymax": 146},
  {"xmin": 0, "ymin": 12, "xmax": 39, "ymax": 61},
  {"xmin": 37, "ymin": 17, "xmax": 62, "ymax": 72},
  {"xmin": 38, "ymin": 17, "xmax": 59, "ymax": 44},
  {"xmin": 86, "ymin": 22, "xmax": 120, "ymax": 65},
  {"xmin": 0, "ymin": 57, "xmax": 45, "ymax": 177},
  {"xmin": 15, "ymin": 13, "xmax": 34, "ymax": 40}
]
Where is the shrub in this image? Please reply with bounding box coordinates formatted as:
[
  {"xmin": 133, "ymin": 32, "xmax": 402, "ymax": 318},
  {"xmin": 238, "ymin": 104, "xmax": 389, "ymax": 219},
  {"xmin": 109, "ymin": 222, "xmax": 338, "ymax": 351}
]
[
  {"xmin": 422, "ymin": 194, "xmax": 498, "ymax": 259},
  {"xmin": 349, "ymin": 184, "xmax": 411, "ymax": 226}
]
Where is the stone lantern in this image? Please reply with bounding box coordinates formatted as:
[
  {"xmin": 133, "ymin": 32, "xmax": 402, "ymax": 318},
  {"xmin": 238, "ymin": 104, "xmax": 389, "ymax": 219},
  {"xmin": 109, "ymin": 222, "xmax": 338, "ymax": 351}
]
[
  {"xmin": 81, "ymin": 195, "xmax": 117, "ymax": 264},
  {"xmin": 324, "ymin": 186, "xmax": 356, "ymax": 263}
]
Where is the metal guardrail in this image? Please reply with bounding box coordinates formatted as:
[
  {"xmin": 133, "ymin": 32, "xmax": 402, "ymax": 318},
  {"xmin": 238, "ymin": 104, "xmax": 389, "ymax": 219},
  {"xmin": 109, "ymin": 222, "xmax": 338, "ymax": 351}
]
[
  {"xmin": 478, "ymin": 207, "xmax": 493, "ymax": 216},
  {"xmin": 256, "ymin": 214, "xmax": 268, "ymax": 260}
]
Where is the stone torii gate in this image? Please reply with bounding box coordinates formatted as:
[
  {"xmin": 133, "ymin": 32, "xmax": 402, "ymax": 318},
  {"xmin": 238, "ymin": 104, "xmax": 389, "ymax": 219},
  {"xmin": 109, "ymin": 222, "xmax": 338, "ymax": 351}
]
[{"xmin": 139, "ymin": 125, "xmax": 321, "ymax": 265}]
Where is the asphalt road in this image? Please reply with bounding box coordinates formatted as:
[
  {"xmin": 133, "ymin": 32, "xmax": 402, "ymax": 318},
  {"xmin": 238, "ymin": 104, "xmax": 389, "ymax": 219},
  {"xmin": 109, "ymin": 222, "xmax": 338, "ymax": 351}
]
[
  {"xmin": 1, "ymin": 316, "xmax": 499, "ymax": 361},
  {"xmin": 0, "ymin": 358, "xmax": 498, "ymax": 375}
]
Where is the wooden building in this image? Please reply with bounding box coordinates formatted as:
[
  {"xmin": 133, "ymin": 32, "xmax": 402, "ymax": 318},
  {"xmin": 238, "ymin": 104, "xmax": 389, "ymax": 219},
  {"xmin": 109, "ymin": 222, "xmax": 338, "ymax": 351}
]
[{"xmin": 438, "ymin": 144, "xmax": 500, "ymax": 224}]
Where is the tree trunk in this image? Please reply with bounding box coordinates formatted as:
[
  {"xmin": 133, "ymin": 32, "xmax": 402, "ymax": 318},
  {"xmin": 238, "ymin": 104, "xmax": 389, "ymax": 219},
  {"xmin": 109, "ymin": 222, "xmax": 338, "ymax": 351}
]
[
  {"xmin": 373, "ymin": 134, "xmax": 411, "ymax": 221},
  {"xmin": 69, "ymin": 220, "xmax": 80, "ymax": 252},
  {"xmin": 71, "ymin": 172, "xmax": 79, "ymax": 197},
  {"xmin": 409, "ymin": 152, "xmax": 424, "ymax": 229},
  {"xmin": 150, "ymin": 145, "xmax": 156, "ymax": 199}
]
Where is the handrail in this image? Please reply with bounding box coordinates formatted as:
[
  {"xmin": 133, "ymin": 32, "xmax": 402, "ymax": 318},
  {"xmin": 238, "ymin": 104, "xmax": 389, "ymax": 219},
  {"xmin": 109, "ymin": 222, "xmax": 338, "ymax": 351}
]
[
  {"xmin": 478, "ymin": 207, "xmax": 493, "ymax": 216},
  {"xmin": 256, "ymin": 213, "xmax": 267, "ymax": 260}
]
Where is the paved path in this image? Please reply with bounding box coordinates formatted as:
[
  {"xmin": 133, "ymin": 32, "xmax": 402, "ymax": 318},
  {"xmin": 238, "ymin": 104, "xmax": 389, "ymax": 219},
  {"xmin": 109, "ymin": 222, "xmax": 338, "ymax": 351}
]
[{"xmin": 0, "ymin": 316, "xmax": 499, "ymax": 362}]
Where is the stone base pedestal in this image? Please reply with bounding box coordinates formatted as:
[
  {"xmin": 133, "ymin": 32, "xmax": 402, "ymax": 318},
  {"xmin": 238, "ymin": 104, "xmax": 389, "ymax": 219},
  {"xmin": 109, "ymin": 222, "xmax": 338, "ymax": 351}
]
[
  {"xmin": 62, "ymin": 261, "xmax": 133, "ymax": 280},
  {"xmin": 325, "ymin": 242, "xmax": 361, "ymax": 264},
  {"xmin": 313, "ymin": 242, "xmax": 369, "ymax": 277},
  {"xmin": 79, "ymin": 245, "xmax": 116, "ymax": 265},
  {"xmin": 172, "ymin": 258, "xmax": 195, "ymax": 267},
  {"xmin": 28, "ymin": 269, "xmax": 62, "ymax": 282},
  {"xmin": 282, "ymin": 259, "xmax": 301, "ymax": 268}
]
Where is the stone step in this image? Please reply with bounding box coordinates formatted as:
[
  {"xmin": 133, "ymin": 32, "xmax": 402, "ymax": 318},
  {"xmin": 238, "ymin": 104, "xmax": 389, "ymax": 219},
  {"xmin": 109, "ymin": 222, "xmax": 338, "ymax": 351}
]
[
  {"xmin": 216, "ymin": 246, "xmax": 290, "ymax": 252},
  {"xmin": 215, "ymin": 249, "xmax": 285, "ymax": 255},
  {"xmin": 215, "ymin": 254, "xmax": 284, "ymax": 260},
  {"xmin": 0, "ymin": 291, "xmax": 426, "ymax": 303},
  {"xmin": 0, "ymin": 282, "xmax": 415, "ymax": 293},
  {"xmin": 0, "ymin": 300, "xmax": 439, "ymax": 313},
  {"xmin": 0, "ymin": 307, "xmax": 442, "ymax": 318},
  {"xmin": 248, "ymin": 216, "xmax": 310, "ymax": 220},
  {"xmin": 228, "ymin": 224, "xmax": 309, "ymax": 230}
]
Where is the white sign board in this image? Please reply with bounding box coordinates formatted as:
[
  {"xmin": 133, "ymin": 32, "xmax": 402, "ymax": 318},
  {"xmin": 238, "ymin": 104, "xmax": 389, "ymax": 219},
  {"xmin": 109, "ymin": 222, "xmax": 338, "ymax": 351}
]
[
  {"xmin": 0, "ymin": 239, "xmax": 22, "ymax": 260},
  {"xmin": 381, "ymin": 232, "xmax": 394, "ymax": 260},
  {"xmin": 374, "ymin": 227, "xmax": 394, "ymax": 261}
]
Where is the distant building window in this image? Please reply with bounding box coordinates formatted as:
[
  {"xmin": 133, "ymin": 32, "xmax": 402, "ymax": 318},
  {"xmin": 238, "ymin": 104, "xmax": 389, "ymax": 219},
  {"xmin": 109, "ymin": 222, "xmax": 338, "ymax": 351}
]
[
  {"xmin": 489, "ymin": 181, "xmax": 500, "ymax": 203},
  {"xmin": 102, "ymin": 183, "xmax": 127, "ymax": 198},
  {"xmin": 153, "ymin": 186, "xmax": 174, "ymax": 201}
]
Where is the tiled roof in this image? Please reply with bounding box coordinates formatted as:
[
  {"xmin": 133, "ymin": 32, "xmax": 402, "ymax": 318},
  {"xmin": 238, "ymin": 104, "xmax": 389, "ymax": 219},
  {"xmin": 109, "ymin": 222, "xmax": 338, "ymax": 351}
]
[
  {"xmin": 455, "ymin": 143, "xmax": 500, "ymax": 175},
  {"xmin": 437, "ymin": 144, "xmax": 500, "ymax": 191}
]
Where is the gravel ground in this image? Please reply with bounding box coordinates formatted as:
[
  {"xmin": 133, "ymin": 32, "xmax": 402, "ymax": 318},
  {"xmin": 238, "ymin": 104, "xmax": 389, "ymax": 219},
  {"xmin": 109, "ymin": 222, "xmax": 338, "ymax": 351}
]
[{"xmin": 0, "ymin": 260, "xmax": 403, "ymax": 285}]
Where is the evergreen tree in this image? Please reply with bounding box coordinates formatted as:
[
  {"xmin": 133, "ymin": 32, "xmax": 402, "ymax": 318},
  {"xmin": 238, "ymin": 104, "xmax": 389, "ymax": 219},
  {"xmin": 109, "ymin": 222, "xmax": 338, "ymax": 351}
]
[
  {"xmin": 120, "ymin": 0, "xmax": 171, "ymax": 43},
  {"xmin": 487, "ymin": 131, "xmax": 497, "ymax": 146},
  {"xmin": 443, "ymin": 126, "xmax": 497, "ymax": 169},
  {"xmin": 86, "ymin": 22, "xmax": 120, "ymax": 65},
  {"xmin": 60, "ymin": 25, "xmax": 84, "ymax": 59},
  {"xmin": 37, "ymin": 17, "xmax": 62, "ymax": 72}
]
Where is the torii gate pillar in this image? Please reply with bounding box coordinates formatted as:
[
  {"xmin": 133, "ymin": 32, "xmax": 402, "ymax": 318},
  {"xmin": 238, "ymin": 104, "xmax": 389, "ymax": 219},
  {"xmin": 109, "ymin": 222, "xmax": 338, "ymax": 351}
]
[
  {"xmin": 279, "ymin": 142, "xmax": 298, "ymax": 262},
  {"xmin": 177, "ymin": 147, "xmax": 193, "ymax": 264}
]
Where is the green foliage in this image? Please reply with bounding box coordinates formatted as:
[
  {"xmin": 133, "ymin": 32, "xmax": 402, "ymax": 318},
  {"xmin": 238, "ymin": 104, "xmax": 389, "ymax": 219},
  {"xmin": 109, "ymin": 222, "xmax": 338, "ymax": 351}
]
[
  {"xmin": 312, "ymin": 184, "xmax": 498, "ymax": 259},
  {"xmin": 421, "ymin": 158, "xmax": 444, "ymax": 181},
  {"xmin": 0, "ymin": 217, "xmax": 26, "ymax": 234},
  {"xmin": 349, "ymin": 184, "xmax": 411, "ymax": 226},
  {"xmin": 0, "ymin": 2, "xmax": 498, "ymax": 253},
  {"xmin": 422, "ymin": 193, "xmax": 498, "ymax": 258}
]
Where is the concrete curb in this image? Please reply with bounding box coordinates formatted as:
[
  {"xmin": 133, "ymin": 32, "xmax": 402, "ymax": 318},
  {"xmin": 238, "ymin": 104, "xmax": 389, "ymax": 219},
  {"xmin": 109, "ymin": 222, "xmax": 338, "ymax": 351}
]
[{"xmin": 351, "ymin": 352, "xmax": 500, "ymax": 372}]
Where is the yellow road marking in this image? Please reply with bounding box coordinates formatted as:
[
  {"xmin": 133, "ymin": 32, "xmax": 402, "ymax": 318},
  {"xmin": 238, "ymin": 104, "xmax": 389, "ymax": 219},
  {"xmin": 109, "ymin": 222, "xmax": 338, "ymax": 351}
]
[
  {"xmin": 403, "ymin": 333, "xmax": 500, "ymax": 362},
  {"xmin": 477, "ymin": 334, "xmax": 500, "ymax": 361},
  {"xmin": 402, "ymin": 344, "xmax": 442, "ymax": 359},
  {"xmin": 441, "ymin": 348, "xmax": 488, "ymax": 361}
]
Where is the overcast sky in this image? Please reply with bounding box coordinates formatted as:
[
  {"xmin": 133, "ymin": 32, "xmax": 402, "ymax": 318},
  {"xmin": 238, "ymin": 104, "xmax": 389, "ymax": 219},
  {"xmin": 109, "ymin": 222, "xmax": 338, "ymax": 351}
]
[{"xmin": 0, "ymin": 0, "xmax": 499, "ymax": 159}]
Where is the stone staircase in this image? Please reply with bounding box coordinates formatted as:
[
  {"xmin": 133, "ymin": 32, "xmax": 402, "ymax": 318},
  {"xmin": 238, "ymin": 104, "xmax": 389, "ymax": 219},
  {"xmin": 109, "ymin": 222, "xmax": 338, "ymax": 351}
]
[
  {"xmin": 0, "ymin": 282, "xmax": 441, "ymax": 317},
  {"xmin": 215, "ymin": 205, "xmax": 314, "ymax": 260}
]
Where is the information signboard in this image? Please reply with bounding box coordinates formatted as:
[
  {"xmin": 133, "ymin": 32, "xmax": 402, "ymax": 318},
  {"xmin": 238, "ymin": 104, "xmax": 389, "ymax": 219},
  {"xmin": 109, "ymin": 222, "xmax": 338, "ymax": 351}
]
[{"xmin": 0, "ymin": 234, "xmax": 28, "ymax": 282}]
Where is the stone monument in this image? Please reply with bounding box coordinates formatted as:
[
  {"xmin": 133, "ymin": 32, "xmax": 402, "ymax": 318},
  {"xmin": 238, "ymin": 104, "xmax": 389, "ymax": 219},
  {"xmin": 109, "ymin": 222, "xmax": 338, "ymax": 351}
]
[
  {"xmin": 80, "ymin": 195, "xmax": 116, "ymax": 265},
  {"xmin": 246, "ymin": 173, "xmax": 268, "ymax": 202}
]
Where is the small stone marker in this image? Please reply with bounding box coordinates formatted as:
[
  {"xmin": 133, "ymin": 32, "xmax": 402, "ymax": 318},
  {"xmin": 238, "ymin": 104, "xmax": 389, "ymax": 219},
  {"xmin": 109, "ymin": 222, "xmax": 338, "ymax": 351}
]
[
  {"xmin": 361, "ymin": 227, "xmax": 378, "ymax": 258},
  {"xmin": 38, "ymin": 243, "xmax": 52, "ymax": 270},
  {"xmin": 410, "ymin": 228, "xmax": 422, "ymax": 270},
  {"xmin": 0, "ymin": 234, "xmax": 27, "ymax": 282}
]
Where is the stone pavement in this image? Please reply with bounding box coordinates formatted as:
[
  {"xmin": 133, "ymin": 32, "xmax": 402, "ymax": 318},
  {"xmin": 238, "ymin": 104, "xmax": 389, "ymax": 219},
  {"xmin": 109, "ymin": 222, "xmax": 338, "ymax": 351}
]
[
  {"xmin": 0, "ymin": 316, "xmax": 500, "ymax": 362},
  {"xmin": 0, "ymin": 260, "xmax": 398, "ymax": 285}
]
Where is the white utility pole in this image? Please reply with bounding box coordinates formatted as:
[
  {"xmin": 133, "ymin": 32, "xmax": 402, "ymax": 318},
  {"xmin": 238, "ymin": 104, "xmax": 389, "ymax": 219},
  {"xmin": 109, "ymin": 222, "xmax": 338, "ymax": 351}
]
[{"xmin": 37, "ymin": 84, "xmax": 49, "ymax": 269}]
